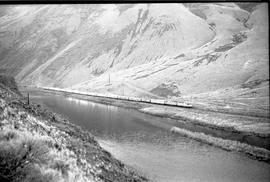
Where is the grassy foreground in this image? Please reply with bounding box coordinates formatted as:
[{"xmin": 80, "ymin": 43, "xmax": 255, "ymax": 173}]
[{"xmin": 0, "ymin": 75, "xmax": 148, "ymax": 182}]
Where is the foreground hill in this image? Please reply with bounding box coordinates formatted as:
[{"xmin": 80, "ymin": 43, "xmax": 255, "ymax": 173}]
[{"xmin": 0, "ymin": 3, "xmax": 268, "ymax": 116}]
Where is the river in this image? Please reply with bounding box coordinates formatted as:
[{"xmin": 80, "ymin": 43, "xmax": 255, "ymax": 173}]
[{"xmin": 27, "ymin": 90, "xmax": 270, "ymax": 182}]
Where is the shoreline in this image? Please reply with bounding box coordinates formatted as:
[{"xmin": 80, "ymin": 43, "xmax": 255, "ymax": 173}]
[{"xmin": 24, "ymin": 86, "xmax": 270, "ymax": 162}]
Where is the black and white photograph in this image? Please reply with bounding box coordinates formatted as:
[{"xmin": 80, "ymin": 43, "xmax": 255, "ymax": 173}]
[{"xmin": 0, "ymin": 1, "xmax": 269, "ymax": 182}]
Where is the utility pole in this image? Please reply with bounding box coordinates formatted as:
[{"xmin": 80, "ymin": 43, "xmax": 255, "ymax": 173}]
[
  {"xmin": 27, "ymin": 93, "xmax": 30, "ymax": 105},
  {"xmin": 122, "ymin": 79, "xmax": 125, "ymax": 96}
]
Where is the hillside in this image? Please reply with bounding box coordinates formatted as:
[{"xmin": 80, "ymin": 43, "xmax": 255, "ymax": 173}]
[{"xmin": 0, "ymin": 3, "xmax": 268, "ymax": 116}]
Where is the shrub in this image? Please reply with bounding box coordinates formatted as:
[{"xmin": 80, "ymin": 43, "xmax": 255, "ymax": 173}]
[
  {"xmin": 0, "ymin": 130, "xmax": 17, "ymax": 141},
  {"xmin": 20, "ymin": 167, "xmax": 57, "ymax": 182},
  {"xmin": 51, "ymin": 159, "xmax": 70, "ymax": 176},
  {"xmin": 0, "ymin": 132, "xmax": 50, "ymax": 182}
]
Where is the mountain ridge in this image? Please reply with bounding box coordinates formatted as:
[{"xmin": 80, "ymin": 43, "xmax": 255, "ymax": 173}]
[{"xmin": 0, "ymin": 3, "xmax": 268, "ymax": 114}]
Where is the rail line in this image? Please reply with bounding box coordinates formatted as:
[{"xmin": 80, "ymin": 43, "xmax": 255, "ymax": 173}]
[{"xmin": 40, "ymin": 86, "xmax": 193, "ymax": 108}]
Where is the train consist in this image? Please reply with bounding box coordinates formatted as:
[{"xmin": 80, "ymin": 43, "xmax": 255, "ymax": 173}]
[{"xmin": 42, "ymin": 86, "xmax": 193, "ymax": 108}]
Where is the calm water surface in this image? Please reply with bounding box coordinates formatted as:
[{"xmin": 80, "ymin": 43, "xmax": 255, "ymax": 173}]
[{"xmin": 28, "ymin": 91, "xmax": 270, "ymax": 182}]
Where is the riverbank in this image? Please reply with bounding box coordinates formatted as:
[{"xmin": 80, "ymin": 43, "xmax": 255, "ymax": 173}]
[
  {"xmin": 0, "ymin": 76, "xmax": 148, "ymax": 182},
  {"xmin": 27, "ymin": 86, "xmax": 270, "ymax": 162}
]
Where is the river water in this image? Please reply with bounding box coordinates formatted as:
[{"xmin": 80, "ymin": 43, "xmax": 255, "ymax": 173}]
[{"xmin": 28, "ymin": 91, "xmax": 270, "ymax": 182}]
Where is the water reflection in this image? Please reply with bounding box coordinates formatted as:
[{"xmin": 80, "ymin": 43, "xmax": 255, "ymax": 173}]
[
  {"xmin": 67, "ymin": 97, "xmax": 90, "ymax": 106},
  {"xmin": 66, "ymin": 97, "xmax": 118, "ymax": 112}
]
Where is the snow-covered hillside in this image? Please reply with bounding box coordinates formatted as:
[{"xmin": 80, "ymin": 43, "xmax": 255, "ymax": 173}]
[{"xmin": 0, "ymin": 3, "xmax": 268, "ymax": 113}]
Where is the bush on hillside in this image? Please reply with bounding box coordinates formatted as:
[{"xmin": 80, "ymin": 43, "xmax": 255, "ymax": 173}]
[{"xmin": 0, "ymin": 130, "xmax": 57, "ymax": 182}]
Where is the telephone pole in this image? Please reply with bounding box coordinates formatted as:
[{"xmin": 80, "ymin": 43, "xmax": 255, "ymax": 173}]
[{"xmin": 27, "ymin": 93, "xmax": 30, "ymax": 105}]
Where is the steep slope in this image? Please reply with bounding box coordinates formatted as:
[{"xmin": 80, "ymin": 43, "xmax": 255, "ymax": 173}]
[{"xmin": 0, "ymin": 3, "xmax": 268, "ymax": 114}]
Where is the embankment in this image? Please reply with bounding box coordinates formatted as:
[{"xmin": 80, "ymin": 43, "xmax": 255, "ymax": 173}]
[{"xmin": 171, "ymin": 127, "xmax": 270, "ymax": 162}]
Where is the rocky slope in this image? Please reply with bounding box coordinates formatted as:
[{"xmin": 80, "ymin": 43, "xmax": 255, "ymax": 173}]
[
  {"xmin": 0, "ymin": 75, "xmax": 147, "ymax": 182},
  {"xmin": 0, "ymin": 3, "xmax": 268, "ymax": 115}
]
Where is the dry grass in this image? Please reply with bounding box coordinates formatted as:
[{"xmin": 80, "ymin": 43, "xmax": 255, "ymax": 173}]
[
  {"xmin": 0, "ymin": 129, "xmax": 54, "ymax": 182},
  {"xmin": 0, "ymin": 127, "xmax": 93, "ymax": 182}
]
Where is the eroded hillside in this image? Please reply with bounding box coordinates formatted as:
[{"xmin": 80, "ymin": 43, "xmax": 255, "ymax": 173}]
[{"xmin": 0, "ymin": 3, "xmax": 268, "ymax": 115}]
